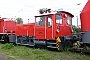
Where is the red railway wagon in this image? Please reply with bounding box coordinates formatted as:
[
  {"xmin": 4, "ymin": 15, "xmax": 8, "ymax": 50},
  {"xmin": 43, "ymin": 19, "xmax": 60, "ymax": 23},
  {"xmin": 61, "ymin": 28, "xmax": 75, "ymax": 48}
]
[
  {"xmin": 0, "ymin": 18, "xmax": 17, "ymax": 43},
  {"xmin": 10, "ymin": 11, "xmax": 74, "ymax": 50},
  {"xmin": 80, "ymin": 0, "xmax": 90, "ymax": 44}
]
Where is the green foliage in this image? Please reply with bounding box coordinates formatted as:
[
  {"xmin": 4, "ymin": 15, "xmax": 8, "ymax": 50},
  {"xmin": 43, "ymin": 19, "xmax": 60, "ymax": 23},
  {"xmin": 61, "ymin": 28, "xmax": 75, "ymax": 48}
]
[
  {"xmin": 10, "ymin": 47, "xmax": 30, "ymax": 57},
  {"xmin": 1, "ymin": 43, "xmax": 14, "ymax": 49},
  {"xmin": 72, "ymin": 25, "xmax": 81, "ymax": 33},
  {"xmin": 32, "ymin": 48, "xmax": 43, "ymax": 54},
  {"xmin": 16, "ymin": 17, "xmax": 23, "ymax": 24}
]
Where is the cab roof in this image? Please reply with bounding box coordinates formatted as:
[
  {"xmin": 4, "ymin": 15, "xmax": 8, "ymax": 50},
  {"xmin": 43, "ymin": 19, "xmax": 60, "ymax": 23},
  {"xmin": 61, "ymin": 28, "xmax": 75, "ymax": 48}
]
[
  {"xmin": 35, "ymin": 11, "xmax": 74, "ymax": 17},
  {"xmin": 58, "ymin": 11, "xmax": 74, "ymax": 17}
]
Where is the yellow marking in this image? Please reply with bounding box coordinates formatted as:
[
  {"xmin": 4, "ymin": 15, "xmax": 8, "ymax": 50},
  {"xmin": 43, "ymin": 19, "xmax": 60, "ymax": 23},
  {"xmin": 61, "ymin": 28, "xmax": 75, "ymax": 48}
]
[
  {"xmin": 56, "ymin": 37, "xmax": 61, "ymax": 43},
  {"xmin": 56, "ymin": 42, "xmax": 60, "ymax": 50},
  {"xmin": 56, "ymin": 37, "xmax": 61, "ymax": 51}
]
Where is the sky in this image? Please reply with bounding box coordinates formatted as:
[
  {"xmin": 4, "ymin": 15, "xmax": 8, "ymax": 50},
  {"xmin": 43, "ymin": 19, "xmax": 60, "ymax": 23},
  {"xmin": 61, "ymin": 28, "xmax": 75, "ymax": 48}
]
[{"xmin": 0, "ymin": 0, "xmax": 88, "ymax": 26}]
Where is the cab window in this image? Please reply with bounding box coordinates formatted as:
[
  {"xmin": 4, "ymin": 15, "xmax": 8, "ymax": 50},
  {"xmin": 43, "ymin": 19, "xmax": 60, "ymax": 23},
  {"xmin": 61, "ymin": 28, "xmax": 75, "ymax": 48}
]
[
  {"xmin": 67, "ymin": 16, "xmax": 72, "ymax": 24},
  {"xmin": 48, "ymin": 16, "xmax": 52, "ymax": 27},
  {"xmin": 56, "ymin": 14, "xmax": 62, "ymax": 24},
  {"xmin": 36, "ymin": 16, "xmax": 45, "ymax": 26}
]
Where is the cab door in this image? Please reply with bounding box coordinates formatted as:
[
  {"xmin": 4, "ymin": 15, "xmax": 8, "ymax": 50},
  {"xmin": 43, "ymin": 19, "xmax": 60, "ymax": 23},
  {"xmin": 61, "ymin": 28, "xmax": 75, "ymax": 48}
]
[
  {"xmin": 46, "ymin": 15, "xmax": 53, "ymax": 39},
  {"xmin": 35, "ymin": 16, "xmax": 46, "ymax": 39}
]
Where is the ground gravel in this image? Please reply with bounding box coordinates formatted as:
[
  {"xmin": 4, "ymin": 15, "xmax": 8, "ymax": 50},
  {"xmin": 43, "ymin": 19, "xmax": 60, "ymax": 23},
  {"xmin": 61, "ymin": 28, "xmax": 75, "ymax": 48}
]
[{"xmin": 0, "ymin": 52, "xmax": 14, "ymax": 60}]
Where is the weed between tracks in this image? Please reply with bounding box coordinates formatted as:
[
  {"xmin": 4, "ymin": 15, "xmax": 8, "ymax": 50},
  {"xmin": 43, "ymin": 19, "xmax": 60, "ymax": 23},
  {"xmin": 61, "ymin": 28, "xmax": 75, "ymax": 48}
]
[{"xmin": 0, "ymin": 43, "xmax": 90, "ymax": 60}]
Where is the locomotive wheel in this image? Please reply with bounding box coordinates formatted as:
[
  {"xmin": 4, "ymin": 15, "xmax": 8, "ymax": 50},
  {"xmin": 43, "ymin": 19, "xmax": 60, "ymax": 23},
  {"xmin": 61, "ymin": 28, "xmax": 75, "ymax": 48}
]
[{"xmin": 1, "ymin": 35, "xmax": 9, "ymax": 44}]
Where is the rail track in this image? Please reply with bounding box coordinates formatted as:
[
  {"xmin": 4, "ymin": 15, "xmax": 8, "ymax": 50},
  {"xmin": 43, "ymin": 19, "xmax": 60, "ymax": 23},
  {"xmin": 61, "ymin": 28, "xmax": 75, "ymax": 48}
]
[{"xmin": 69, "ymin": 48, "xmax": 90, "ymax": 55}]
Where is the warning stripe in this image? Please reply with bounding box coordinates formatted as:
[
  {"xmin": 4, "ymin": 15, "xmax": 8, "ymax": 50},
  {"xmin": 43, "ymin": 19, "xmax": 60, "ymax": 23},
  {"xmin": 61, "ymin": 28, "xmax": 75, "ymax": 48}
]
[
  {"xmin": 56, "ymin": 42, "xmax": 60, "ymax": 50},
  {"xmin": 56, "ymin": 37, "xmax": 61, "ymax": 51}
]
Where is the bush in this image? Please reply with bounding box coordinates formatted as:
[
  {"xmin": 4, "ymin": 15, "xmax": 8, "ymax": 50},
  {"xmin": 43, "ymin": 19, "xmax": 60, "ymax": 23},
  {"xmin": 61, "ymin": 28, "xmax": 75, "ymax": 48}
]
[{"xmin": 1, "ymin": 43, "xmax": 14, "ymax": 49}]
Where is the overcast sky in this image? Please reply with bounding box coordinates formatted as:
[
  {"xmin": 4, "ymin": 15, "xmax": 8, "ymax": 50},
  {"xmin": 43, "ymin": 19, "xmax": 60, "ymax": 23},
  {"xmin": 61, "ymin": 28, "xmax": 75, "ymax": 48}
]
[{"xmin": 0, "ymin": 0, "xmax": 88, "ymax": 26}]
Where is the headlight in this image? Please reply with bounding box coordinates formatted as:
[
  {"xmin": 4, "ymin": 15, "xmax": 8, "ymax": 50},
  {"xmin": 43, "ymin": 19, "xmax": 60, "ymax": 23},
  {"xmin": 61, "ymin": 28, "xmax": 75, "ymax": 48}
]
[
  {"xmin": 56, "ymin": 29, "xmax": 60, "ymax": 33},
  {"xmin": 56, "ymin": 26, "xmax": 60, "ymax": 33}
]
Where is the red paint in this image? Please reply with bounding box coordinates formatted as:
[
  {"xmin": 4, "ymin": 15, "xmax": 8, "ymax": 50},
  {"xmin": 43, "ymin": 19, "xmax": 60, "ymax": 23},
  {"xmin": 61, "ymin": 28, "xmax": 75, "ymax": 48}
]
[
  {"xmin": 0, "ymin": 18, "xmax": 16, "ymax": 33},
  {"xmin": 10, "ymin": 30, "xmax": 13, "ymax": 35},
  {"xmin": 80, "ymin": 0, "xmax": 90, "ymax": 31},
  {"xmin": 46, "ymin": 27, "xmax": 52, "ymax": 39},
  {"xmin": 16, "ymin": 23, "xmax": 34, "ymax": 36},
  {"xmin": 35, "ymin": 26, "xmax": 45, "ymax": 39},
  {"xmin": 4, "ymin": 21, "xmax": 16, "ymax": 32},
  {"xmin": 0, "ymin": 19, "xmax": 4, "ymax": 33}
]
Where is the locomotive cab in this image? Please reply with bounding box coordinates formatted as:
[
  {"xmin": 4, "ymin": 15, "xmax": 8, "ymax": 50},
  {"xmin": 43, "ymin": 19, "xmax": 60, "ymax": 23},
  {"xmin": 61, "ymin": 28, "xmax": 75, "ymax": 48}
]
[
  {"xmin": 35, "ymin": 11, "xmax": 74, "ymax": 50},
  {"xmin": 56, "ymin": 11, "xmax": 73, "ymax": 37},
  {"xmin": 35, "ymin": 11, "xmax": 74, "ymax": 40}
]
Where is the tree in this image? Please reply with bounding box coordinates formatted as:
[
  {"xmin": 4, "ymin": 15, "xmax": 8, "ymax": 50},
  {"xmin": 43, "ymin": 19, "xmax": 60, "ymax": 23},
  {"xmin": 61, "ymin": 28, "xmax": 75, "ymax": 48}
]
[
  {"xmin": 16, "ymin": 17, "xmax": 23, "ymax": 24},
  {"xmin": 72, "ymin": 25, "xmax": 81, "ymax": 33}
]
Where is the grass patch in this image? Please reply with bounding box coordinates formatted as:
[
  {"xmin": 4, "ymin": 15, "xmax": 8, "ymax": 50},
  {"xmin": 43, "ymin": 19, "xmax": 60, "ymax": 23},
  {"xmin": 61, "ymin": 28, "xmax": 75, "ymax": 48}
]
[
  {"xmin": 0, "ymin": 43, "xmax": 90, "ymax": 60},
  {"xmin": 1, "ymin": 43, "xmax": 14, "ymax": 49},
  {"xmin": 35, "ymin": 55, "xmax": 56, "ymax": 60}
]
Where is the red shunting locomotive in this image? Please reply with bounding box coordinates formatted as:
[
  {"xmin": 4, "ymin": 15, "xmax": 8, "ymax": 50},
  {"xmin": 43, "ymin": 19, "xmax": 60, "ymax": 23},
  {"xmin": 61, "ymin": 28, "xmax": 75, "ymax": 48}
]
[{"xmin": 9, "ymin": 11, "xmax": 74, "ymax": 51}]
